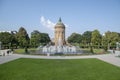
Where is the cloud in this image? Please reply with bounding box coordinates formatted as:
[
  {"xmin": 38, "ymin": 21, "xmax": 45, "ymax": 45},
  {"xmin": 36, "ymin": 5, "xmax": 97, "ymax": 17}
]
[
  {"xmin": 40, "ymin": 16, "xmax": 69, "ymax": 30},
  {"xmin": 40, "ymin": 16, "xmax": 55, "ymax": 30},
  {"xmin": 65, "ymin": 24, "xmax": 69, "ymax": 28}
]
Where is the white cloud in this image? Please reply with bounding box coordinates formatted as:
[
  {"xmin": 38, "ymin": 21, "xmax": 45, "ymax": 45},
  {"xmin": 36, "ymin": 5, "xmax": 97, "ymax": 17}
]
[
  {"xmin": 40, "ymin": 16, "xmax": 69, "ymax": 31},
  {"xmin": 40, "ymin": 16, "xmax": 55, "ymax": 30},
  {"xmin": 65, "ymin": 24, "xmax": 69, "ymax": 28}
]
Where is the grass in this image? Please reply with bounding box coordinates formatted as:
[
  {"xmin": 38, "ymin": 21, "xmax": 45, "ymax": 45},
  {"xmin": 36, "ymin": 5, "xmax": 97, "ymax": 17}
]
[
  {"xmin": 14, "ymin": 48, "xmax": 25, "ymax": 54},
  {"xmin": 93, "ymin": 49, "xmax": 106, "ymax": 54},
  {"xmin": 0, "ymin": 58, "xmax": 120, "ymax": 80},
  {"xmin": 14, "ymin": 48, "xmax": 36, "ymax": 54},
  {"xmin": 80, "ymin": 48, "xmax": 108, "ymax": 54},
  {"xmin": 14, "ymin": 48, "xmax": 108, "ymax": 55}
]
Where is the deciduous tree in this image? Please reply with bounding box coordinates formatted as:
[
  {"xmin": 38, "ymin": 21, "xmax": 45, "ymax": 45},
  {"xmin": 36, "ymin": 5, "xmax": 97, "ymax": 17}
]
[
  {"xmin": 30, "ymin": 30, "xmax": 50, "ymax": 47},
  {"xmin": 91, "ymin": 29, "xmax": 102, "ymax": 46},
  {"xmin": 67, "ymin": 33, "xmax": 82, "ymax": 44},
  {"xmin": 82, "ymin": 31, "xmax": 92, "ymax": 44},
  {"xmin": 16, "ymin": 27, "xmax": 30, "ymax": 53},
  {"xmin": 0, "ymin": 32, "xmax": 12, "ymax": 48}
]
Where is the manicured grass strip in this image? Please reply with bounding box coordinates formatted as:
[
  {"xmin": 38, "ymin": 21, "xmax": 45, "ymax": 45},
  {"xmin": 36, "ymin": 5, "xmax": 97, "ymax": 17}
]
[
  {"xmin": 14, "ymin": 48, "xmax": 36, "ymax": 54},
  {"xmin": 0, "ymin": 58, "xmax": 120, "ymax": 80}
]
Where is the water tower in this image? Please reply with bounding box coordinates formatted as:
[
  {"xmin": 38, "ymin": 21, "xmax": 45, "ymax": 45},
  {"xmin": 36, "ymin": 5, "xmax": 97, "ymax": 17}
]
[{"xmin": 54, "ymin": 18, "xmax": 66, "ymax": 46}]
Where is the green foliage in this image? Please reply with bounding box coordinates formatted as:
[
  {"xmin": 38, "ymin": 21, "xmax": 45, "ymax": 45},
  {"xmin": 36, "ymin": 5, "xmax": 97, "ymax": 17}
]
[
  {"xmin": 16, "ymin": 27, "xmax": 30, "ymax": 48},
  {"xmin": 67, "ymin": 33, "xmax": 82, "ymax": 43},
  {"xmin": 91, "ymin": 29, "xmax": 102, "ymax": 45},
  {"xmin": 0, "ymin": 58, "xmax": 120, "ymax": 80},
  {"xmin": 90, "ymin": 45, "xmax": 94, "ymax": 54},
  {"xmin": 0, "ymin": 31, "xmax": 18, "ymax": 49},
  {"xmin": 0, "ymin": 32, "xmax": 12, "ymax": 49},
  {"xmin": 10, "ymin": 31, "xmax": 18, "ymax": 50},
  {"xmin": 16, "ymin": 27, "xmax": 30, "ymax": 53},
  {"xmin": 30, "ymin": 30, "xmax": 50, "ymax": 47},
  {"xmin": 102, "ymin": 31, "xmax": 119, "ymax": 49},
  {"xmin": 30, "ymin": 30, "xmax": 41, "ymax": 47},
  {"xmin": 39, "ymin": 33, "xmax": 50, "ymax": 45},
  {"xmin": 0, "ymin": 32, "xmax": 12, "ymax": 44},
  {"xmin": 82, "ymin": 31, "xmax": 92, "ymax": 44},
  {"xmin": 118, "ymin": 33, "xmax": 120, "ymax": 41}
]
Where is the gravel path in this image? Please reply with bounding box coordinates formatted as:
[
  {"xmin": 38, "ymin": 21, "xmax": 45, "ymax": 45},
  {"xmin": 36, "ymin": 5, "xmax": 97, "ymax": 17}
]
[
  {"xmin": 0, "ymin": 53, "xmax": 120, "ymax": 67},
  {"xmin": 0, "ymin": 54, "xmax": 21, "ymax": 64}
]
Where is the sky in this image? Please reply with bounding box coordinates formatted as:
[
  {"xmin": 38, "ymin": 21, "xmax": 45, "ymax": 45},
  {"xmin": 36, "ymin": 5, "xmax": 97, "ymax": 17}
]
[{"xmin": 0, "ymin": 0, "xmax": 120, "ymax": 38}]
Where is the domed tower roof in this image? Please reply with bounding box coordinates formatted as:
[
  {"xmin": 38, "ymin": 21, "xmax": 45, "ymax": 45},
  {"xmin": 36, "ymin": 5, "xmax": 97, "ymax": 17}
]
[{"xmin": 55, "ymin": 18, "xmax": 65, "ymax": 28}]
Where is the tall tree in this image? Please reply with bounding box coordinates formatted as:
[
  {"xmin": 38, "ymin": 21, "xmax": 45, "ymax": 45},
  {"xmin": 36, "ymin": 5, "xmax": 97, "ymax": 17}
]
[
  {"xmin": 118, "ymin": 33, "xmax": 120, "ymax": 42},
  {"xmin": 67, "ymin": 33, "xmax": 82, "ymax": 44},
  {"xmin": 82, "ymin": 31, "xmax": 92, "ymax": 44},
  {"xmin": 30, "ymin": 30, "xmax": 41, "ymax": 47},
  {"xmin": 39, "ymin": 33, "xmax": 50, "ymax": 45},
  {"xmin": 16, "ymin": 27, "xmax": 30, "ymax": 53},
  {"xmin": 10, "ymin": 31, "xmax": 18, "ymax": 50},
  {"xmin": 91, "ymin": 29, "xmax": 102, "ymax": 46},
  {"xmin": 30, "ymin": 30, "xmax": 50, "ymax": 47},
  {"xmin": 0, "ymin": 32, "xmax": 12, "ymax": 49},
  {"xmin": 102, "ymin": 31, "xmax": 119, "ymax": 49}
]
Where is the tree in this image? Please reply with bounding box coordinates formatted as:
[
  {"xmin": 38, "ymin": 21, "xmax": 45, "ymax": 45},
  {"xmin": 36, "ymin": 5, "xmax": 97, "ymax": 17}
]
[
  {"xmin": 16, "ymin": 27, "xmax": 30, "ymax": 53},
  {"xmin": 31, "ymin": 30, "xmax": 40, "ymax": 35},
  {"xmin": 82, "ymin": 31, "xmax": 92, "ymax": 44},
  {"xmin": 102, "ymin": 31, "xmax": 119, "ymax": 49},
  {"xmin": 39, "ymin": 33, "xmax": 50, "ymax": 45},
  {"xmin": 91, "ymin": 29, "xmax": 102, "ymax": 47},
  {"xmin": 67, "ymin": 33, "xmax": 82, "ymax": 44},
  {"xmin": 0, "ymin": 32, "xmax": 12, "ymax": 49},
  {"xmin": 30, "ymin": 30, "xmax": 41, "ymax": 47},
  {"xmin": 118, "ymin": 33, "xmax": 120, "ymax": 42},
  {"xmin": 30, "ymin": 30, "xmax": 50, "ymax": 47},
  {"xmin": 10, "ymin": 31, "xmax": 18, "ymax": 51}
]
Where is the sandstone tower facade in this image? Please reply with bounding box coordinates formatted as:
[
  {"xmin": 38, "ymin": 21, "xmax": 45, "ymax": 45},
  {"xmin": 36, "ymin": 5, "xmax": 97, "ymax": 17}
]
[{"xmin": 54, "ymin": 18, "xmax": 66, "ymax": 46}]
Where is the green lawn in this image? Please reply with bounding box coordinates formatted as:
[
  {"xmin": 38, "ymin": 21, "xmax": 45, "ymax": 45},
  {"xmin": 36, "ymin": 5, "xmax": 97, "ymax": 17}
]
[
  {"xmin": 14, "ymin": 48, "xmax": 36, "ymax": 54},
  {"xmin": 0, "ymin": 58, "xmax": 120, "ymax": 80},
  {"xmin": 80, "ymin": 48, "xmax": 108, "ymax": 54}
]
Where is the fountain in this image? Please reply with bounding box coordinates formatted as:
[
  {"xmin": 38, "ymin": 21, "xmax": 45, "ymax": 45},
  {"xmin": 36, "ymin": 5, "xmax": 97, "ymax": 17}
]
[
  {"xmin": 42, "ymin": 37, "xmax": 77, "ymax": 54},
  {"xmin": 36, "ymin": 18, "xmax": 80, "ymax": 55}
]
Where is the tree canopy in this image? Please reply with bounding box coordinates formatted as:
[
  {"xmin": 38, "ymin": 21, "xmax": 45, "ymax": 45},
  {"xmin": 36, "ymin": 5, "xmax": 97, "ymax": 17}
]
[
  {"xmin": 102, "ymin": 31, "xmax": 119, "ymax": 48},
  {"xmin": 30, "ymin": 30, "xmax": 50, "ymax": 47},
  {"xmin": 67, "ymin": 33, "xmax": 82, "ymax": 44},
  {"xmin": 82, "ymin": 31, "xmax": 92, "ymax": 44},
  {"xmin": 0, "ymin": 32, "xmax": 12, "ymax": 45},
  {"xmin": 0, "ymin": 26, "xmax": 120, "ymax": 50},
  {"xmin": 16, "ymin": 27, "xmax": 30, "ymax": 48},
  {"xmin": 91, "ymin": 29, "xmax": 102, "ymax": 45}
]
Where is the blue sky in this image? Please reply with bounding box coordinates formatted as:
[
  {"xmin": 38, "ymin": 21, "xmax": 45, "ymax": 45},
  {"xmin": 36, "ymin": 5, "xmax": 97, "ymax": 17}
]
[{"xmin": 0, "ymin": 0, "xmax": 120, "ymax": 38}]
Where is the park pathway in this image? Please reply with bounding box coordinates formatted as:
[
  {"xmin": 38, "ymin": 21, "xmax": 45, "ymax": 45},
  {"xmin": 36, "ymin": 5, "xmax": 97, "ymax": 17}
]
[
  {"xmin": 0, "ymin": 53, "xmax": 120, "ymax": 67},
  {"xmin": 0, "ymin": 54, "xmax": 21, "ymax": 64}
]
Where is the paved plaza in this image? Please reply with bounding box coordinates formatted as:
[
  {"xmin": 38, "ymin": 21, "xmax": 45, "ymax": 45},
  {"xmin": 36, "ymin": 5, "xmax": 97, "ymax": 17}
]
[{"xmin": 0, "ymin": 52, "xmax": 120, "ymax": 67}]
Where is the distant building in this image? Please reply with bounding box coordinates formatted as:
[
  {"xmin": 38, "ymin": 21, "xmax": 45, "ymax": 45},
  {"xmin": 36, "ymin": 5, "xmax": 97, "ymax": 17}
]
[
  {"xmin": 0, "ymin": 31, "xmax": 17, "ymax": 34},
  {"xmin": 0, "ymin": 31, "xmax": 12, "ymax": 33}
]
